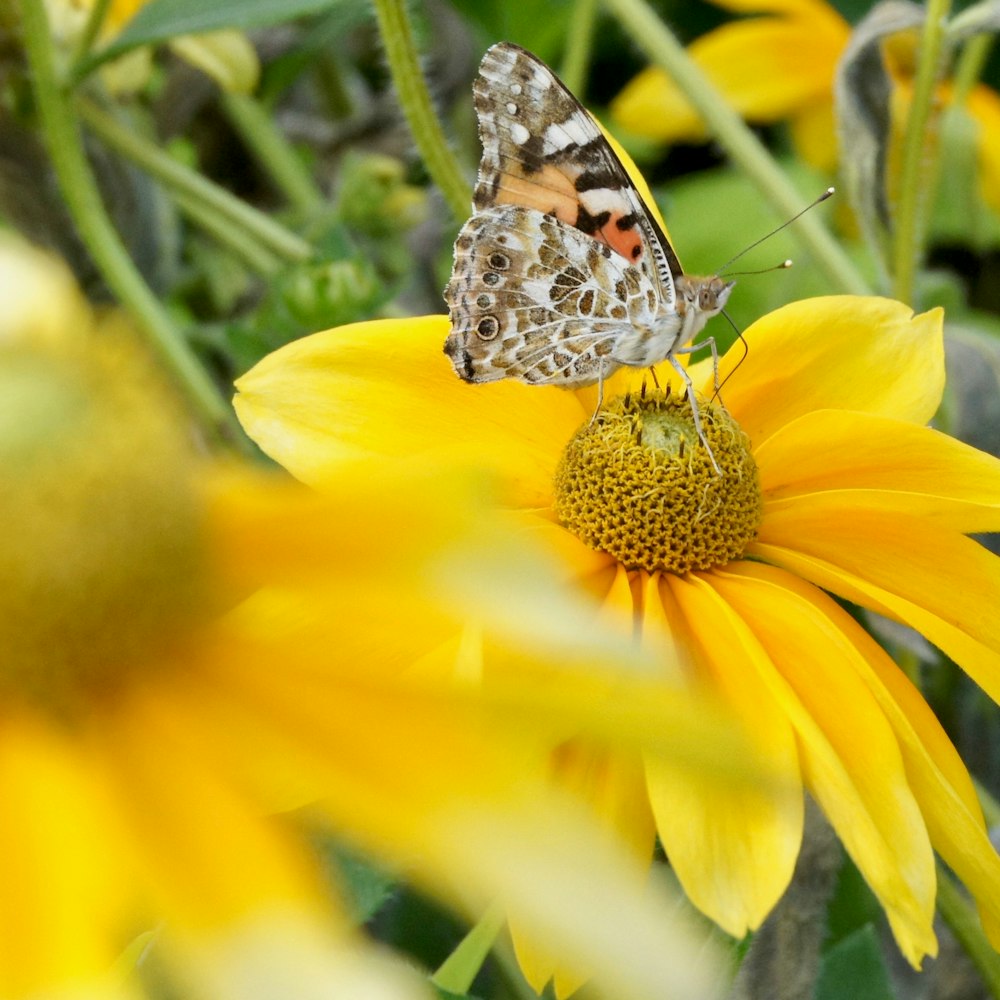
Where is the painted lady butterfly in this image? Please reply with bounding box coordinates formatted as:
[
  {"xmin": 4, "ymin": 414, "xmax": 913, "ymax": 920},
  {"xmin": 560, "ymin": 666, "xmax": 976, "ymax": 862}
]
[{"xmin": 443, "ymin": 41, "xmax": 734, "ymax": 472}]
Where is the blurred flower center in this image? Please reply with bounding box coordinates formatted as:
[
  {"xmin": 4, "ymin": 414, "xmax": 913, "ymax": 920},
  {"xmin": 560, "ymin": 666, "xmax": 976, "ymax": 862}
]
[
  {"xmin": 0, "ymin": 338, "xmax": 208, "ymax": 714},
  {"xmin": 554, "ymin": 389, "xmax": 762, "ymax": 573}
]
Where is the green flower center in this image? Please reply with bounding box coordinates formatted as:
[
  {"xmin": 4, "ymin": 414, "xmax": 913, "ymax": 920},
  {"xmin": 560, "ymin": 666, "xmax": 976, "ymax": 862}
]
[
  {"xmin": 0, "ymin": 338, "xmax": 207, "ymax": 715},
  {"xmin": 553, "ymin": 388, "xmax": 763, "ymax": 574}
]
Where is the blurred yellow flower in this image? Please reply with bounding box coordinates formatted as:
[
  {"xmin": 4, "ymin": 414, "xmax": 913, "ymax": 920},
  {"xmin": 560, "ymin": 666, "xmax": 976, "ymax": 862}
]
[
  {"xmin": 611, "ymin": 0, "xmax": 1000, "ymax": 206},
  {"xmin": 236, "ymin": 292, "xmax": 1000, "ymax": 971},
  {"xmin": 43, "ymin": 0, "xmax": 258, "ymax": 93},
  {"xmin": 611, "ymin": 0, "xmax": 849, "ymax": 170},
  {"xmin": 0, "ymin": 235, "xmax": 741, "ymax": 1000}
]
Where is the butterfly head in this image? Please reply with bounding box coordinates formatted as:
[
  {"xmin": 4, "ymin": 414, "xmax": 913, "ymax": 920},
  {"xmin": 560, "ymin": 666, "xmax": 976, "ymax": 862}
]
[{"xmin": 674, "ymin": 275, "xmax": 734, "ymax": 345}]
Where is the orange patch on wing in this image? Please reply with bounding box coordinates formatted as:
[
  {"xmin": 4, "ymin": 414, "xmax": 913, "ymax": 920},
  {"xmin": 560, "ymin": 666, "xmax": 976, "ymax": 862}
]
[
  {"xmin": 598, "ymin": 213, "xmax": 643, "ymax": 263},
  {"xmin": 496, "ymin": 165, "xmax": 579, "ymax": 223}
]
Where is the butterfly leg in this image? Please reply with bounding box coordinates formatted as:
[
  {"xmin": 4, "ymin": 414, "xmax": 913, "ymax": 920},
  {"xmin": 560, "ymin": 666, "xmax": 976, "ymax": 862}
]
[
  {"xmin": 588, "ymin": 360, "xmax": 609, "ymax": 426},
  {"xmin": 675, "ymin": 336, "xmax": 720, "ymax": 396},
  {"xmin": 667, "ymin": 354, "xmax": 722, "ymax": 476},
  {"xmin": 647, "ymin": 366, "xmax": 661, "ymax": 389}
]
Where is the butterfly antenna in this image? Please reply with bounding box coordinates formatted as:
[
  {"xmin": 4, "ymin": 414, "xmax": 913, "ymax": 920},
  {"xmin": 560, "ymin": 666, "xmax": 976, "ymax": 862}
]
[
  {"xmin": 724, "ymin": 259, "xmax": 793, "ymax": 279},
  {"xmin": 712, "ymin": 309, "xmax": 749, "ymax": 401},
  {"xmin": 717, "ymin": 187, "xmax": 835, "ymax": 276}
]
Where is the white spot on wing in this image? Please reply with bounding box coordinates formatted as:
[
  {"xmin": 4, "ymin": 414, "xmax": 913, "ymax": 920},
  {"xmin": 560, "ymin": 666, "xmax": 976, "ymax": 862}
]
[
  {"xmin": 545, "ymin": 115, "xmax": 592, "ymax": 151},
  {"xmin": 579, "ymin": 188, "xmax": 630, "ymax": 216},
  {"xmin": 506, "ymin": 102, "xmax": 517, "ymax": 115},
  {"xmin": 510, "ymin": 122, "xmax": 530, "ymax": 146}
]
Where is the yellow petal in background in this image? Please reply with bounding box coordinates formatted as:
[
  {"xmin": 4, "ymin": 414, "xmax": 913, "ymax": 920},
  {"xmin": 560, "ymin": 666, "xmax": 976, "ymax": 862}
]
[
  {"xmin": 0, "ymin": 716, "xmax": 128, "ymax": 997},
  {"xmin": 788, "ymin": 99, "xmax": 839, "ymax": 171},
  {"xmin": 706, "ymin": 297, "xmax": 944, "ymax": 446},
  {"xmin": 613, "ymin": 16, "xmax": 845, "ymax": 143},
  {"xmin": 169, "ymin": 31, "xmax": 261, "ymax": 95}
]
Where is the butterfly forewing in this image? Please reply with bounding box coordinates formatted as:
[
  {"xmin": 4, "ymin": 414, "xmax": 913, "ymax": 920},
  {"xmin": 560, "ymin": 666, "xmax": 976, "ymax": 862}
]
[
  {"xmin": 445, "ymin": 205, "xmax": 660, "ymax": 386},
  {"xmin": 472, "ymin": 42, "xmax": 680, "ymax": 298}
]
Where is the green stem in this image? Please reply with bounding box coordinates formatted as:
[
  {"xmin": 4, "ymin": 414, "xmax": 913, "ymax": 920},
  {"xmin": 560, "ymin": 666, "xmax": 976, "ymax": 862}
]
[
  {"xmin": 891, "ymin": 0, "xmax": 952, "ymax": 305},
  {"xmin": 77, "ymin": 98, "xmax": 314, "ymax": 263},
  {"xmin": 936, "ymin": 862, "xmax": 1000, "ymax": 999},
  {"xmin": 171, "ymin": 189, "xmax": 284, "ymax": 275},
  {"xmin": 370, "ymin": 0, "xmax": 472, "ymax": 222},
  {"xmin": 431, "ymin": 902, "xmax": 505, "ymax": 994},
  {"xmin": 19, "ymin": 0, "xmax": 241, "ymax": 446},
  {"xmin": 561, "ymin": 0, "xmax": 600, "ymax": 97},
  {"xmin": 952, "ymin": 32, "xmax": 994, "ymax": 106},
  {"xmin": 220, "ymin": 93, "xmax": 325, "ymax": 214},
  {"xmin": 71, "ymin": 0, "xmax": 111, "ymax": 67},
  {"xmin": 601, "ymin": 0, "xmax": 870, "ymax": 296}
]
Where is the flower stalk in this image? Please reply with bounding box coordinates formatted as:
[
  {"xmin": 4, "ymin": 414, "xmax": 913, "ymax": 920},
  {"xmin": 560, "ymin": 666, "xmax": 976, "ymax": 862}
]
[
  {"xmin": 892, "ymin": 0, "xmax": 953, "ymax": 304},
  {"xmin": 601, "ymin": 0, "xmax": 870, "ymax": 296},
  {"xmin": 370, "ymin": 0, "xmax": 472, "ymax": 222},
  {"xmin": 76, "ymin": 98, "xmax": 314, "ymax": 264},
  {"xmin": 431, "ymin": 902, "xmax": 506, "ymax": 994},
  {"xmin": 935, "ymin": 863, "xmax": 1000, "ymax": 999},
  {"xmin": 18, "ymin": 0, "xmax": 241, "ymax": 446}
]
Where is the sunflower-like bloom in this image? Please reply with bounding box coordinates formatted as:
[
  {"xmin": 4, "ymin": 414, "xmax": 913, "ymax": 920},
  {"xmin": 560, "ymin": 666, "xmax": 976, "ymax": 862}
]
[
  {"xmin": 236, "ymin": 290, "xmax": 1000, "ymax": 969},
  {"xmin": 0, "ymin": 236, "xmax": 743, "ymax": 1000},
  {"xmin": 610, "ymin": 0, "xmax": 1000, "ymax": 203}
]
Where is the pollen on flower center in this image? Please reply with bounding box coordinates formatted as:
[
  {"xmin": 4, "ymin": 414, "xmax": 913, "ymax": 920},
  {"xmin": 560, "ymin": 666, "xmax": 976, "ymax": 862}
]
[{"xmin": 553, "ymin": 388, "xmax": 763, "ymax": 574}]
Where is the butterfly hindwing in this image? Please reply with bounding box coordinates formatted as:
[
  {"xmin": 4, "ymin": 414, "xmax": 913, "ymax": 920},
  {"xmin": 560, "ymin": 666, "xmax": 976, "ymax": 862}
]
[
  {"xmin": 444, "ymin": 205, "xmax": 661, "ymax": 387},
  {"xmin": 472, "ymin": 41, "xmax": 680, "ymax": 300}
]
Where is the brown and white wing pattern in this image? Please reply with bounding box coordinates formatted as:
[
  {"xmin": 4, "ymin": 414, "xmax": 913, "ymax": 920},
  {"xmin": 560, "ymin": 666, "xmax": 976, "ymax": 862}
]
[
  {"xmin": 471, "ymin": 42, "xmax": 681, "ymax": 296},
  {"xmin": 444, "ymin": 205, "xmax": 660, "ymax": 387}
]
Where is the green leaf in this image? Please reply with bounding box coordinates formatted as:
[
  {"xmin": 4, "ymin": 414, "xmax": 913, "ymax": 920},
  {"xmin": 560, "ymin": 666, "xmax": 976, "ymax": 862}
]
[
  {"xmin": 655, "ymin": 162, "xmax": 842, "ymax": 348},
  {"xmin": 322, "ymin": 842, "xmax": 397, "ymax": 925},
  {"xmin": 815, "ymin": 925, "xmax": 897, "ymax": 1000},
  {"xmin": 433, "ymin": 989, "xmax": 484, "ymax": 1000},
  {"xmin": 98, "ymin": 0, "xmax": 368, "ymax": 61}
]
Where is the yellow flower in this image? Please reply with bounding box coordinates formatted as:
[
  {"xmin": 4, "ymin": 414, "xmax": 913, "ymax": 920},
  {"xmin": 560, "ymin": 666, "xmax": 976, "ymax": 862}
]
[
  {"xmin": 236, "ymin": 293, "xmax": 1000, "ymax": 969},
  {"xmin": 611, "ymin": 0, "xmax": 1000, "ymax": 204},
  {"xmin": 0, "ymin": 235, "xmax": 741, "ymax": 1000},
  {"xmin": 43, "ymin": 0, "xmax": 258, "ymax": 93},
  {"xmin": 611, "ymin": 0, "xmax": 850, "ymax": 170}
]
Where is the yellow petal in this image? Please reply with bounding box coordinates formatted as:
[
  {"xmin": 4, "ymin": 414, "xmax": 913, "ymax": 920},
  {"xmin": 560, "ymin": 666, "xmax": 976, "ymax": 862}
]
[
  {"xmin": 756, "ymin": 409, "xmax": 1000, "ymax": 530},
  {"xmin": 752, "ymin": 504, "xmax": 1000, "ymax": 704},
  {"xmin": 191, "ymin": 633, "xmax": 729, "ymax": 1000},
  {"xmin": 611, "ymin": 2, "xmax": 847, "ymax": 142},
  {"xmin": 788, "ymin": 99, "xmax": 839, "ymax": 171},
  {"xmin": 729, "ymin": 562, "xmax": 1000, "ymax": 949},
  {"xmin": 709, "ymin": 564, "xmax": 938, "ymax": 963},
  {"xmin": 168, "ymin": 30, "xmax": 260, "ymax": 94},
  {"xmin": 965, "ymin": 83, "xmax": 1000, "ymax": 215},
  {"xmin": 704, "ymin": 298, "xmax": 944, "ymax": 447},
  {"xmin": 94, "ymin": 684, "xmax": 331, "ymax": 931},
  {"xmin": 513, "ymin": 746, "xmax": 656, "ymax": 996},
  {"xmin": 444, "ymin": 798, "xmax": 727, "ymax": 1000},
  {"xmin": 0, "ymin": 715, "xmax": 127, "ymax": 996},
  {"xmin": 709, "ymin": 0, "xmax": 839, "ymax": 15},
  {"xmin": 651, "ymin": 573, "xmax": 803, "ymax": 938},
  {"xmin": 234, "ymin": 316, "xmax": 580, "ymax": 508}
]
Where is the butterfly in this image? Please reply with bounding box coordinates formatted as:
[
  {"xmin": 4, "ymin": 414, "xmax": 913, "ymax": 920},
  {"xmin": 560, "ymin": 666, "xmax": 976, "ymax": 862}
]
[{"xmin": 443, "ymin": 41, "xmax": 734, "ymax": 472}]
